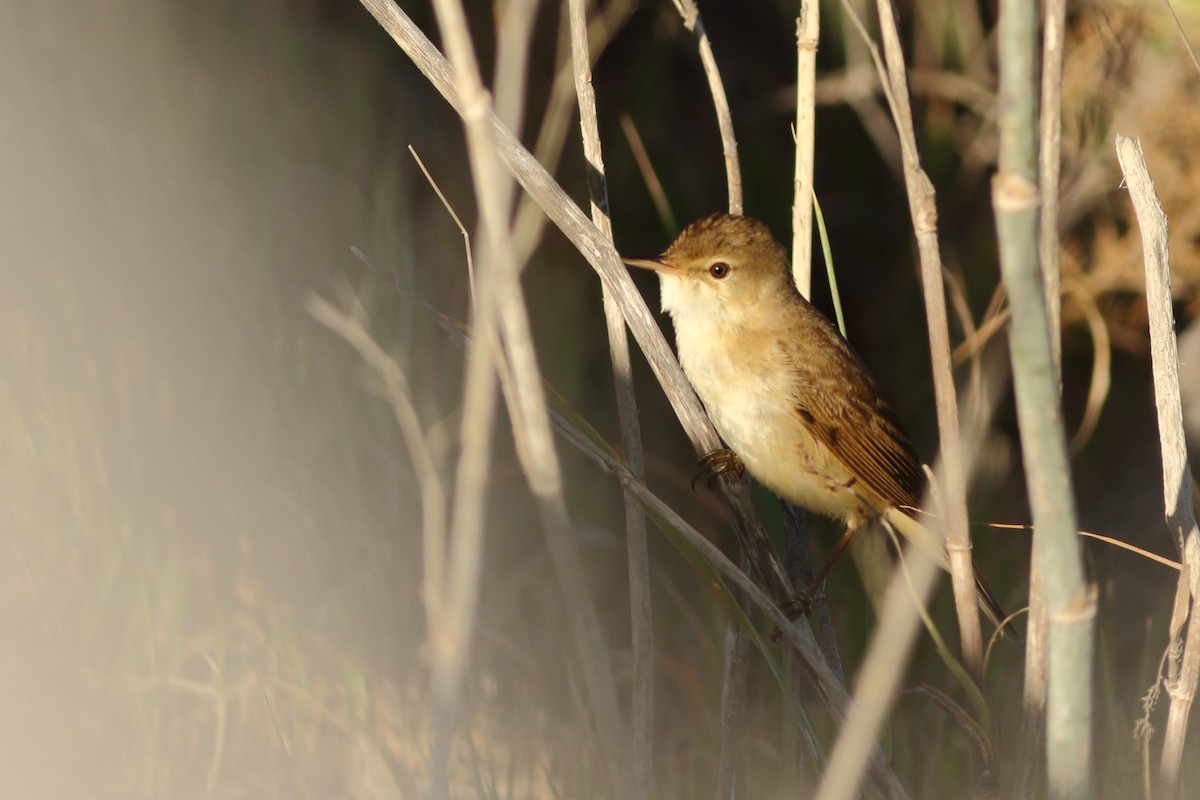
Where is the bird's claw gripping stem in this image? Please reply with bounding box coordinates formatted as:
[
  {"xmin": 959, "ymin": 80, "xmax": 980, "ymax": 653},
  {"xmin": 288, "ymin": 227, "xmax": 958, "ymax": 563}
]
[{"xmin": 692, "ymin": 448, "xmax": 745, "ymax": 490}]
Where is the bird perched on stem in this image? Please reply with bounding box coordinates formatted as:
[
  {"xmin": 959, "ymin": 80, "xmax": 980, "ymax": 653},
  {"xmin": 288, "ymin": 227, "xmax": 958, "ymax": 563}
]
[{"xmin": 625, "ymin": 213, "xmax": 1006, "ymax": 629}]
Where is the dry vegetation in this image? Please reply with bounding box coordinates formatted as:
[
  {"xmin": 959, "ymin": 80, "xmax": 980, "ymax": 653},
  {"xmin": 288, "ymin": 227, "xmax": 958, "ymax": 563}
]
[{"xmin": 4, "ymin": 1, "xmax": 1200, "ymax": 798}]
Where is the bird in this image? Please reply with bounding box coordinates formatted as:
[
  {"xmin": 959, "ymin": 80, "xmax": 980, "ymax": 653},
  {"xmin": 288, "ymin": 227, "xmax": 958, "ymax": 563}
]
[{"xmin": 624, "ymin": 212, "xmax": 1007, "ymax": 630}]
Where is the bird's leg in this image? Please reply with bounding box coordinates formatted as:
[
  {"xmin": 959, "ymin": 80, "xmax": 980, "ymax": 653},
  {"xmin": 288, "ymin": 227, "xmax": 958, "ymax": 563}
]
[
  {"xmin": 692, "ymin": 448, "xmax": 745, "ymax": 490},
  {"xmin": 780, "ymin": 522, "xmax": 862, "ymax": 619}
]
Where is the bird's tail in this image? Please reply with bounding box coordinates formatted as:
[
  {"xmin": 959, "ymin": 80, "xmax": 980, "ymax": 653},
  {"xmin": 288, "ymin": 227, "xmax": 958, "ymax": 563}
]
[{"xmin": 882, "ymin": 507, "xmax": 1015, "ymax": 638}]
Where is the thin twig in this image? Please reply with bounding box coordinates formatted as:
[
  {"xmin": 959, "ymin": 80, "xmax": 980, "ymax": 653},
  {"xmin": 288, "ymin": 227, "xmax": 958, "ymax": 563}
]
[
  {"xmin": 408, "ymin": 145, "xmax": 475, "ymax": 308},
  {"xmin": 809, "ymin": 65, "xmax": 995, "ymax": 123},
  {"xmin": 620, "ymin": 114, "xmax": 677, "ymax": 233},
  {"xmin": 979, "ymin": 520, "xmax": 1182, "ymax": 570},
  {"xmin": 1063, "ymin": 282, "xmax": 1111, "ymax": 452},
  {"xmin": 670, "ymin": 0, "xmax": 743, "ymax": 214},
  {"xmin": 1163, "ymin": 0, "xmax": 1200, "ymax": 76}
]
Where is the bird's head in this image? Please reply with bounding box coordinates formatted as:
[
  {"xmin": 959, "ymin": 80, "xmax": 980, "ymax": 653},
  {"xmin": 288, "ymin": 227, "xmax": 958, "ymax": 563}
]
[{"xmin": 624, "ymin": 213, "xmax": 794, "ymax": 328}]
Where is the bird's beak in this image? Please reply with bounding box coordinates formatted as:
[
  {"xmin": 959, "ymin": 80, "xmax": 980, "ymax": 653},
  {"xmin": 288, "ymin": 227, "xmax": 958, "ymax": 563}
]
[{"xmin": 623, "ymin": 257, "xmax": 677, "ymax": 273}]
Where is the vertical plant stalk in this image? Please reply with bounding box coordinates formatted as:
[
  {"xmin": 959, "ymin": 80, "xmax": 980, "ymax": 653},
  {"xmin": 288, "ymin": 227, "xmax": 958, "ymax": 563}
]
[
  {"xmin": 419, "ymin": 0, "xmax": 514, "ymax": 795},
  {"xmin": 1017, "ymin": 1, "xmax": 1065, "ymax": 793},
  {"xmin": 994, "ymin": 3, "xmax": 1093, "ymax": 798},
  {"xmin": 791, "ymin": 0, "xmax": 820, "ymax": 298},
  {"xmin": 566, "ymin": 1, "xmax": 653, "ymax": 797},
  {"xmin": 1038, "ymin": 0, "xmax": 1065, "ymax": 377},
  {"xmin": 670, "ymin": 0, "xmax": 743, "ymax": 214},
  {"xmin": 423, "ymin": 0, "xmax": 637, "ymax": 796},
  {"xmin": 513, "ymin": 0, "xmax": 637, "ymax": 267},
  {"xmin": 786, "ymin": 17, "xmax": 847, "ymax": 769},
  {"xmin": 868, "ymin": 0, "xmax": 985, "ymax": 678},
  {"xmin": 492, "ymin": 0, "xmax": 538, "ymax": 138},
  {"xmin": 1115, "ymin": 134, "xmax": 1200, "ymax": 800}
]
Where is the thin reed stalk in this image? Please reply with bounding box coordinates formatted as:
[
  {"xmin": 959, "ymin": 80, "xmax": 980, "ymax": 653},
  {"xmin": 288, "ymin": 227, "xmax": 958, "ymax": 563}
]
[
  {"xmin": 566, "ymin": 1, "xmax": 652, "ymax": 796},
  {"xmin": 994, "ymin": 3, "xmax": 1093, "ymax": 797}
]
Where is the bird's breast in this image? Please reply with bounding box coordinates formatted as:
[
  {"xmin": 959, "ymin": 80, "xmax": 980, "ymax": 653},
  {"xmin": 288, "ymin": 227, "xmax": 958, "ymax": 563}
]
[{"xmin": 673, "ymin": 322, "xmax": 873, "ymax": 524}]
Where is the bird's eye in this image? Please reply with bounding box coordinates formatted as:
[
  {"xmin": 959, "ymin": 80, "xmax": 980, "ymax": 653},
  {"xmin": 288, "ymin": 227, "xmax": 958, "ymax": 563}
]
[{"xmin": 709, "ymin": 261, "xmax": 730, "ymax": 279}]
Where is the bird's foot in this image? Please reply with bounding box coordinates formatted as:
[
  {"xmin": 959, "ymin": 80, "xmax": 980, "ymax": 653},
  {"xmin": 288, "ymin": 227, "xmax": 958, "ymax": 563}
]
[{"xmin": 692, "ymin": 448, "xmax": 745, "ymax": 490}]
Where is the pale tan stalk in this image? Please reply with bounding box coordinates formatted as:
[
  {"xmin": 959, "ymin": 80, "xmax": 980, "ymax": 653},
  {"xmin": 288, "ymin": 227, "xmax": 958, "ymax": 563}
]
[
  {"xmin": 669, "ymin": 0, "xmax": 743, "ymax": 213},
  {"xmin": 566, "ymin": 1, "xmax": 652, "ymax": 797},
  {"xmin": 791, "ymin": 0, "xmax": 820, "ymax": 297},
  {"xmin": 846, "ymin": 0, "xmax": 985, "ymax": 677},
  {"xmin": 1116, "ymin": 134, "xmax": 1200, "ymax": 800}
]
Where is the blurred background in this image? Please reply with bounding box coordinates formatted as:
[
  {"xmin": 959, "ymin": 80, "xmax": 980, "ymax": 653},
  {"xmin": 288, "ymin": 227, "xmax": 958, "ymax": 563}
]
[{"xmin": 3, "ymin": 0, "xmax": 1199, "ymax": 797}]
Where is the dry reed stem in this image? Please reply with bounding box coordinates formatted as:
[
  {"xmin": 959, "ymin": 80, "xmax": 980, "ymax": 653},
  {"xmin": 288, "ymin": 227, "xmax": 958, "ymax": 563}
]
[
  {"xmin": 669, "ymin": 0, "xmax": 742, "ymax": 214},
  {"xmin": 619, "ymin": 114, "xmax": 677, "ymax": 232},
  {"xmin": 791, "ymin": 0, "xmax": 820, "ymax": 298},
  {"xmin": 493, "ymin": 0, "xmax": 537, "ymax": 138},
  {"xmin": 862, "ymin": 0, "xmax": 985, "ymax": 678},
  {"xmin": 1039, "ymin": 0, "xmax": 1066, "ymax": 377},
  {"xmin": 566, "ymin": 2, "xmax": 652, "ymax": 797},
  {"xmin": 833, "ymin": 2, "xmax": 903, "ymax": 180},
  {"xmin": 1115, "ymin": 133, "xmax": 1200, "ymax": 799},
  {"xmin": 421, "ymin": 1, "xmax": 512, "ymax": 795},
  {"xmin": 512, "ymin": 0, "xmax": 636, "ymax": 267},
  {"xmin": 425, "ymin": 0, "xmax": 638, "ymax": 795}
]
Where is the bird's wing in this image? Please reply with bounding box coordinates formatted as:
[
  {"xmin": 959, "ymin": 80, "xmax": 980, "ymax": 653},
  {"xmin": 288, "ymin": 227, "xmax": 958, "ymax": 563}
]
[{"xmin": 778, "ymin": 328, "xmax": 926, "ymax": 514}]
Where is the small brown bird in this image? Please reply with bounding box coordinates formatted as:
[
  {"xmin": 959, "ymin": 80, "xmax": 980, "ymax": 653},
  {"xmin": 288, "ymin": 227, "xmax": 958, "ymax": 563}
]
[{"xmin": 625, "ymin": 213, "xmax": 1005, "ymax": 628}]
